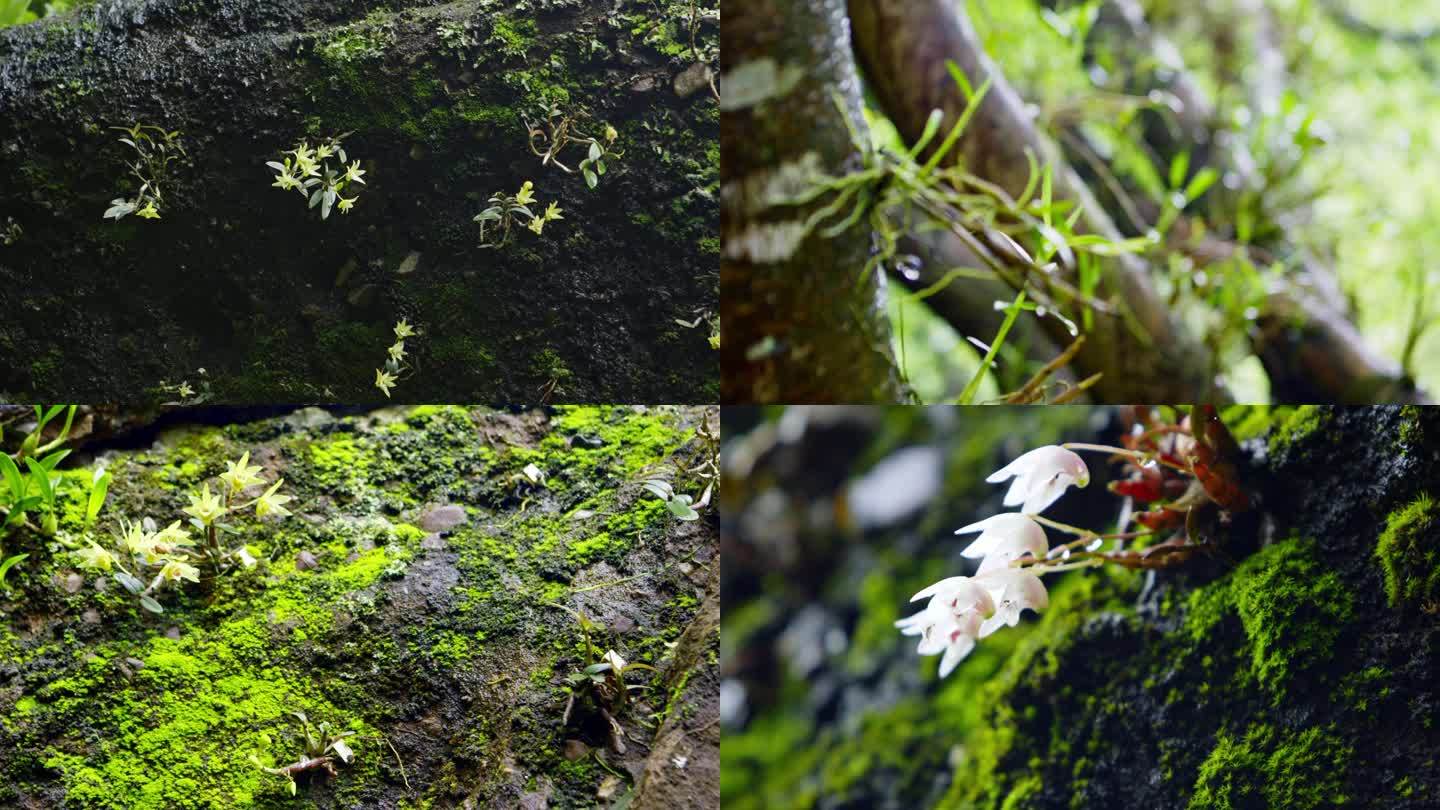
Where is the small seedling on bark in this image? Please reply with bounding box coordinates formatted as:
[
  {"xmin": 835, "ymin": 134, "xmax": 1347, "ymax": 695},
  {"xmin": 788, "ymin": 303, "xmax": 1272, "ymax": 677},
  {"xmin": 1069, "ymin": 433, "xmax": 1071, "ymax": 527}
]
[{"xmin": 552, "ymin": 606, "xmax": 658, "ymax": 754}]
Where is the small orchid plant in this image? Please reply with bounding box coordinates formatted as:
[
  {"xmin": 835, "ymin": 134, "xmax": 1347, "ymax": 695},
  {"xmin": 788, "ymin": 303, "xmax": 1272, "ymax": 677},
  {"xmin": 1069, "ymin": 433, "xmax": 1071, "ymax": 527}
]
[
  {"xmin": 898, "ymin": 406, "xmax": 1249, "ymax": 677},
  {"xmin": 71, "ymin": 452, "xmax": 293, "ymax": 613},
  {"xmin": 267, "ymin": 134, "xmax": 366, "ymax": 220},
  {"xmin": 374, "ymin": 318, "xmax": 418, "ymax": 398}
]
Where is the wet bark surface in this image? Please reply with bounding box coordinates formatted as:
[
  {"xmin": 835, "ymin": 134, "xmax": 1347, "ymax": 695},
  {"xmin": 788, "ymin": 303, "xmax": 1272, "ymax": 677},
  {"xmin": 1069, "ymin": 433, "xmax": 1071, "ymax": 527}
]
[{"xmin": 721, "ymin": 0, "xmax": 901, "ymax": 404}]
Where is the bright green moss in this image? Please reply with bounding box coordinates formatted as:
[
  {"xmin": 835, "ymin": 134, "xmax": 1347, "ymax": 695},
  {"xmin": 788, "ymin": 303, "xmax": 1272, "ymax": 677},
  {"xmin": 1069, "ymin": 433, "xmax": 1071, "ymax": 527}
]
[
  {"xmin": 1000, "ymin": 775, "xmax": 1042, "ymax": 810},
  {"xmin": 40, "ymin": 631, "xmax": 375, "ymax": 809},
  {"xmin": 1267, "ymin": 405, "xmax": 1329, "ymax": 455},
  {"xmin": 548, "ymin": 406, "xmax": 689, "ymax": 477},
  {"xmin": 1219, "ymin": 405, "xmax": 1273, "ymax": 442},
  {"xmin": 1375, "ymin": 492, "xmax": 1440, "ymax": 608},
  {"xmin": 605, "ymin": 499, "xmax": 668, "ymax": 538},
  {"xmin": 1188, "ymin": 723, "xmax": 1350, "ymax": 809},
  {"xmin": 323, "ymin": 546, "xmax": 401, "ymax": 591},
  {"xmin": 307, "ymin": 433, "xmax": 378, "ymax": 492},
  {"xmin": 490, "ymin": 16, "xmax": 538, "ymax": 57},
  {"xmin": 1184, "ymin": 538, "xmax": 1353, "ymax": 700},
  {"xmin": 567, "ymin": 531, "xmax": 628, "ymax": 566},
  {"xmin": 430, "ymin": 629, "xmax": 486, "ymax": 668}
]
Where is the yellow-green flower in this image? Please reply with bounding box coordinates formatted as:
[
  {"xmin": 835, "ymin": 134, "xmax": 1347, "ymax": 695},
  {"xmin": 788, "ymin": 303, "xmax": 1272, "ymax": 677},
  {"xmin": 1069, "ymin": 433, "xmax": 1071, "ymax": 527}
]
[
  {"xmin": 543, "ymin": 201, "xmax": 564, "ymax": 223},
  {"xmin": 515, "ymin": 180, "xmax": 536, "ymax": 206},
  {"xmin": 253, "ymin": 478, "xmax": 293, "ymax": 519},
  {"xmin": 375, "ymin": 368, "xmax": 396, "ymax": 398},
  {"xmin": 393, "ymin": 318, "xmax": 416, "ymax": 339},
  {"xmin": 74, "ymin": 542, "xmax": 115, "ymax": 572},
  {"xmin": 137, "ymin": 203, "xmax": 160, "ymax": 219},
  {"xmin": 344, "ymin": 161, "xmax": 366, "ymax": 185},
  {"xmin": 338, "ymin": 196, "xmax": 357, "ymax": 213},
  {"xmin": 272, "ymin": 171, "xmax": 302, "ymax": 192},
  {"xmin": 220, "ymin": 451, "xmax": 265, "ymax": 495},
  {"xmin": 152, "ymin": 515, "xmax": 192, "ymax": 547},
  {"xmin": 122, "ymin": 521, "xmax": 152, "ymax": 555},
  {"xmin": 388, "ymin": 341, "xmax": 406, "ymax": 363},
  {"xmin": 176, "ymin": 382, "xmax": 195, "ymax": 398},
  {"xmin": 527, "ymin": 216, "xmax": 545, "ymax": 235},
  {"xmin": 604, "ymin": 124, "xmax": 618, "ymax": 143},
  {"xmin": 183, "ymin": 483, "xmax": 226, "ymax": 526},
  {"xmin": 315, "ymin": 142, "xmax": 334, "ymax": 160},
  {"xmin": 159, "ymin": 559, "xmax": 200, "ymax": 584}
]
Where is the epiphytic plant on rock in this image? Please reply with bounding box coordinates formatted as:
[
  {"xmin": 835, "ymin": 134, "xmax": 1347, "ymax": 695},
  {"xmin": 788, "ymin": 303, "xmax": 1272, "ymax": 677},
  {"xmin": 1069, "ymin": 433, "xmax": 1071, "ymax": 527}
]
[
  {"xmin": 70, "ymin": 451, "xmax": 293, "ymax": 613},
  {"xmin": 267, "ymin": 134, "xmax": 366, "ymax": 220},
  {"xmin": 103, "ymin": 123, "xmax": 185, "ymax": 221},
  {"xmin": 898, "ymin": 405, "xmax": 1251, "ymax": 676},
  {"xmin": 525, "ymin": 101, "xmax": 623, "ymax": 189}
]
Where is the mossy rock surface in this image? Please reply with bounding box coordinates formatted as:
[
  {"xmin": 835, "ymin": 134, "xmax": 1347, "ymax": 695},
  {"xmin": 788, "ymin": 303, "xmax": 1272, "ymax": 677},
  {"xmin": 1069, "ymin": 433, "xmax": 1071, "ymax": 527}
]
[
  {"xmin": 0, "ymin": 0, "xmax": 718, "ymax": 402},
  {"xmin": 0, "ymin": 404, "xmax": 719, "ymax": 808},
  {"xmin": 722, "ymin": 405, "xmax": 1440, "ymax": 810}
]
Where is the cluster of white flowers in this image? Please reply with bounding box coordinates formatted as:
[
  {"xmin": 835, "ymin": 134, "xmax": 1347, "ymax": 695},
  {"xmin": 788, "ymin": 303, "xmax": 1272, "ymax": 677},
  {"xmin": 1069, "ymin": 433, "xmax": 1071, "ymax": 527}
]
[{"xmin": 896, "ymin": 446, "xmax": 1091, "ymax": 677}]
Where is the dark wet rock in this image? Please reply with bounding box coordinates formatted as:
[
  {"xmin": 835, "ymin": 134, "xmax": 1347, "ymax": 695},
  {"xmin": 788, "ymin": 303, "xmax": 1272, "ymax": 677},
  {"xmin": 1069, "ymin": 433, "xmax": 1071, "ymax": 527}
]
[
  {"xmin": 295, "ymin": 550, "xmax": 319, "ymax": 570},
  {"xmin": 0, "ymin": 0, "xmax": 717, "ymax": 403},
  {"xmin": 419, "ymin": 504, "xmax": 467, "ymax": 534},
  {"xmin": 674, "ymin": 62, "xmax": 713, "ymax": 98},
  {"xmin": 60, "ymin": 572, "xmax": 83, "ymax": 594},
  {"xmin": 562, "ymin": 739, "xmax": 591, "ymax": 761}
]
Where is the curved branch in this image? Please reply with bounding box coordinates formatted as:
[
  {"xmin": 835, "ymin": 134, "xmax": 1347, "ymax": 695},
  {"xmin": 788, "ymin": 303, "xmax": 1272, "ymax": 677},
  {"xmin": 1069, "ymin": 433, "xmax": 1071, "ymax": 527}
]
[{"xmin": 847, "ymin": 0, "xmax": 1223, "ymax": 403}]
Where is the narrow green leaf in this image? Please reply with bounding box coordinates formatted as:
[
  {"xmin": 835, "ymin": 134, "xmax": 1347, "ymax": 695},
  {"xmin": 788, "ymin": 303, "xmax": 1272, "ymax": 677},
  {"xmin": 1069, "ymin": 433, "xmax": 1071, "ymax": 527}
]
[
  {"xmin": 0, "ymin": 554, "xmax": 27, "ymax": 583},
  {"xmin": 0, "ymin": 454, "xmax": 23, "ymax": 502},
  {"xmin": 958, "ymin": 290, "xmax": 1027, "ymax": 405},
  {"xmin": 1169, "ymin": 151, "xmax": 1190, "ymax": 190},
  {"xmin": 87, "ymin": 471, "xmax": 111, "ymax": 527}
]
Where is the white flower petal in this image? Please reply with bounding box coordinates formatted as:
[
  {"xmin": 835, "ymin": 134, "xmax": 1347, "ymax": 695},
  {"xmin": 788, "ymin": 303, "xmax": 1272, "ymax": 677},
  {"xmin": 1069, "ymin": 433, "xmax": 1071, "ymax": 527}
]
[
  {"xmin": 984, "ymin": 454, "xmax": 1029, "ymax": 484},
  {"xmin": 911, "ymin": 576, "xmax": 994, "ymax": 616},
  {"xmin": 1020, "ymin": 474, "xmax": 1071, "ymax": 514},
  {"xmin": 938, "ymin": 634, "xmax": 976, "ymax": 677},
  {"xmin": 1002, "ymin": 470, "xmax": 1034, "ymax": 507},
  {"xmin": 988, "ymin": 446, "xmax": 1090, "ymax": 515},
  {"xmin": 958, "ymin": 514, "xmax": 1048, "ymax": 564}
]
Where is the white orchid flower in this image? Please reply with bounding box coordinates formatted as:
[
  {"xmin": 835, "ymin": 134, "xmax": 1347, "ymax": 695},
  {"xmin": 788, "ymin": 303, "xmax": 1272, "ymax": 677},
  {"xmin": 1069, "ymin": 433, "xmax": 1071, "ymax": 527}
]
[
  {"xmin": 955, "ymin": 513, "xmax": 1049, "ymax": 573},
  {"xmin": 895, "ymin": 576, "xmax": 997, "ymax": 677},
  {"xmin": 973, "ymin": 568, "xmax": 1050, "ymax": 638},
  {"xmin": 986, "ymin": 445, "xmax": 1090, "ymax": 514}
]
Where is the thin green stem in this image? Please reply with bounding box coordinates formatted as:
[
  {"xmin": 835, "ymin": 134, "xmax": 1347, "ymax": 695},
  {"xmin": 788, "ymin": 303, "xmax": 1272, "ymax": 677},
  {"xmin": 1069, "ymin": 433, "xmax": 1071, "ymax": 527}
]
[{"xmin": 958, "ymin": 289, "xmax": 1026, "ymax": 404}]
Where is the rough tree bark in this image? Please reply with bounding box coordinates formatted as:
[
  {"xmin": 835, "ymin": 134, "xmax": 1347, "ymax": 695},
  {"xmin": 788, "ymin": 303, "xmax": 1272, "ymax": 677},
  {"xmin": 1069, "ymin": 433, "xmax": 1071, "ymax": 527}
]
[
  {"xmin": 0, "ymin": 0, "xmax": 718, "ymax": 403},
  {"xmin": 721, "ymin": 0, "xmax": 903, "ymax": 404}
]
